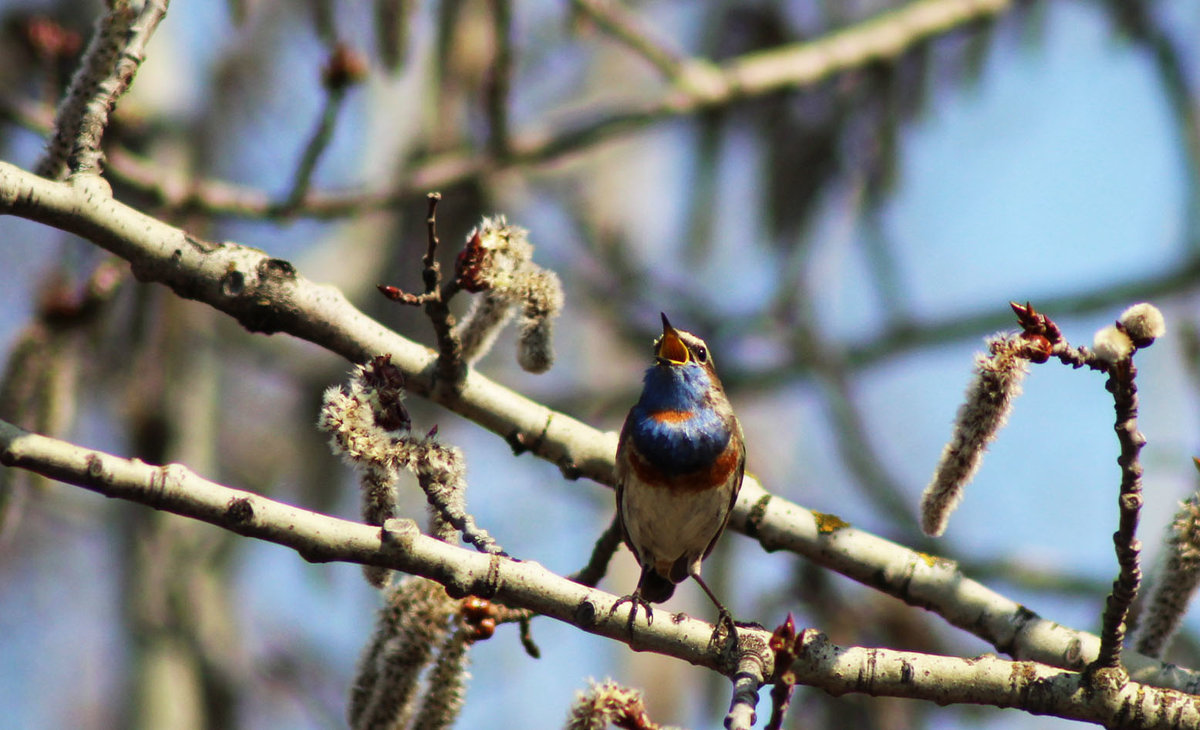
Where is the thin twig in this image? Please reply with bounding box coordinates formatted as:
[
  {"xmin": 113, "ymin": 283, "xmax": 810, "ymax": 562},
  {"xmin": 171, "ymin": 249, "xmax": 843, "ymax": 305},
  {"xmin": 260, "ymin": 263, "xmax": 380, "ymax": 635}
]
[
  {"xmin": 765, "ymin": 613, "xmax": 800, "ymax": 730},
  {"xmin": 376, "ymin": 193, "xmax": 466, "ymax": 391},
  {"xmin": 485, "ymin": 0, "xmax": 514, "ymax": 159},
  {"xmin": 571, "ymin": 513, "xmax": 624, "ymax": 588},
  {"xmin": 1012, "ymin": 303, "xmax": 1149, "ymax": 672},
  {"xmin": 765, "ymin": 680, "xmax": 794, "ymax": 730},
  {"xmin": 279, "ymin": 87, "xmax": 349, "ymax": 213},
  {"xmin": 421, "ymin": 193, "xmax": 467, "ymax": 392},
  {"xmin": 484, "ymin": 515, "xmax": 623, "ymax": 654},
  {"xmin": 725, "ymin": 641, "xmax": 769, "ymax": 730},
  {"xmin": 1091, "ymin": 359, "xmax": 1146, "ymax": 670},
  {"xmin": 572, "ymin": 0, "xmax": 686, "ymax": 80}
]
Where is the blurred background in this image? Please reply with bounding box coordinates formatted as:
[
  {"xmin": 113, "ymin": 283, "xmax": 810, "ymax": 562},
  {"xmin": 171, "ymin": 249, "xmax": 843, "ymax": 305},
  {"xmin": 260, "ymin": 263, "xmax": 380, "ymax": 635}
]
[{"xmin": 2, "ymin": 0, "xmax": 1200, "ymax": 728}]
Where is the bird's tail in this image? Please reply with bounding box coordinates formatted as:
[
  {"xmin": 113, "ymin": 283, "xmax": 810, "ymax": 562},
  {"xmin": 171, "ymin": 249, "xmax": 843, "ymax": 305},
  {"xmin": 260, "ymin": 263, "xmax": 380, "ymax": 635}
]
[{"xmin": 637, "ymin": 568, "xmax": 676, "ymax": 603}]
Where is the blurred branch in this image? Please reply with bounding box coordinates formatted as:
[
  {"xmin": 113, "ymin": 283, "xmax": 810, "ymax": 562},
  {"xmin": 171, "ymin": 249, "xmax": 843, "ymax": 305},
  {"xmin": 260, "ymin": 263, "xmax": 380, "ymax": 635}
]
[
  {"xmin": 1, "ymin": 419, "xmax": 1199, "ymax": 728},
  {"xmin": 279, "ymin": 44, "xmax": 367, "ymax": 214},
  {"xmin": 572, "ymin": 0, "xmax": 687, "ymax": 79},
  {"xmin": 785, "ymin": 284, "xmax": 924, "ymax": 537},
  {"xmin": 717, "ymin": 258, "xmax": 1200, "ymax": 395},
  {"xmin": 35, "ymin": 0, "xmax": 169, "ymax": 180},
  {"xmin": 960, "ymin": 556, "xmax": 1112, "ymax": 598},
  {"xmin": 513, "ymin": 0, "xmax": 1013, "ymax": 155},
  {"xmin": 280, "ymin": 86, "xmax": 347, "ymax": 212},
  {"xmin": 485, "ymin": 0, "xmax": 513, "ymax": 159},
  {"xmin": 93, "ymin": 0, "xmax": 1011, "ymax": 220},
  {"xmin": 1109, "ymin": 1, "xmax": 1200, "ymax": 255},
  {"xmin": 0, "ymin": 258, "xmax": 125, "ymax": 539},
  {"xmin": 3, "ymin": 160, "xmax": 1199, "ymax": 694}
]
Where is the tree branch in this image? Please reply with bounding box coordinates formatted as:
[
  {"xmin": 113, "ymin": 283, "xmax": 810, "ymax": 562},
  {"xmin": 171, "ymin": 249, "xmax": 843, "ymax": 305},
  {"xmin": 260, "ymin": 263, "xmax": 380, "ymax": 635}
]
[
  {"xmin": 571, "ymin": 0, "xmax": 688, "ymax": 80},
  {"xmin": 785, "ymin": 629, "xmax": 1200, "ymax": 727},
  {"xmin": 0, "ymin": 160, "xmax": 616, "ymax": 486},
  {"xmin": 0, "ymin": 418, "xmax": 723, "ymax": 666},
  {"xmin": 2, "ymin": 418, "xmax": 1198, "ymax": 727},
  {"xmin": 97, "ymin": 0, "xmax": 1011, "ymax": 221},
  {"xmin": 1, "ymin": 159, "xmax": 1197, "ymax": 694},
  {"xmin": 733, "ymin": 480, "xmax": 1200, "ymax": 694}
]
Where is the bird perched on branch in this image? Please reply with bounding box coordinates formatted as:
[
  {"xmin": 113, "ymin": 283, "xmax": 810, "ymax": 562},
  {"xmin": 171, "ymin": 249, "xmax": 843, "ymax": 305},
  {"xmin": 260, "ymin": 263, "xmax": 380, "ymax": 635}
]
[{"xmin": 613, "ymin": 313, "xmax": 745, "ymax": 638}]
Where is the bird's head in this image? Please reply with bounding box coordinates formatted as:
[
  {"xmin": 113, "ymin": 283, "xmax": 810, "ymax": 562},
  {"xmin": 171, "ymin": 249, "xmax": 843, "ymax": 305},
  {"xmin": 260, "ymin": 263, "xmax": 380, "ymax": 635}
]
[
  {"xmin": 653, "ymin": 313, "xmax": 713, "ymax": 372},
  {"xmin": 636, "ymin": 313, "xmax": 731, "ymax": 421}
]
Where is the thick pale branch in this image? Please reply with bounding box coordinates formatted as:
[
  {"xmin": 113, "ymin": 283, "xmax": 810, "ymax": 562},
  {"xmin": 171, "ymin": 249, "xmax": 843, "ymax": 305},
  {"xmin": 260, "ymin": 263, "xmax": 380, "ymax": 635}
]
[
  {"xmin": 3, "ymin": 419, "xmax": 1199, "ymax": 727},
  {"xmin": 789, "ymin": 630, "xmax": 1200, "ymax": 727},
  {"xmin": 1, "ymin": 161, "xmax": 1197, "ymax": 694},
  {"xmin": 0, "ymin": 161, "xmax": 616, "ymax": 486},
  {"xmin": 0, "ymin": 419, "xmax": 724, "ymax": 668},
  {"xmin": 734, "ymin": 480, "xmax": 1200, "ymax": 694}
]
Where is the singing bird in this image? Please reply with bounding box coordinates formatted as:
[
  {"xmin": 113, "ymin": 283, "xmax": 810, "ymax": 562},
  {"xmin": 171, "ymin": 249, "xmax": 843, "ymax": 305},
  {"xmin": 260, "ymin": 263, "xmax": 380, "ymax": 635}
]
[{"xmin": 613, "ymin": 313, "xmax": 746, "ymax": 635}]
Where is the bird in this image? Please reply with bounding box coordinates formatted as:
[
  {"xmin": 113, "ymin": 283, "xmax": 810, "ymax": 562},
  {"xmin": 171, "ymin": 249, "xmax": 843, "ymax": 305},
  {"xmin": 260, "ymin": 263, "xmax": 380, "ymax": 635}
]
[{"xmin": 612, "ymin": 313, "xmax": 746, "ymax": 638}]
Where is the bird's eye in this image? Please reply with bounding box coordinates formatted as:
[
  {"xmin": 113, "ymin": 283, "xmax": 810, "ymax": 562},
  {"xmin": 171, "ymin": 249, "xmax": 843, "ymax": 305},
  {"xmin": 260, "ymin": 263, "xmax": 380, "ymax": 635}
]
[{"xmin": 694, "ymin": 345, "xmax": 708, "ymax": 363}]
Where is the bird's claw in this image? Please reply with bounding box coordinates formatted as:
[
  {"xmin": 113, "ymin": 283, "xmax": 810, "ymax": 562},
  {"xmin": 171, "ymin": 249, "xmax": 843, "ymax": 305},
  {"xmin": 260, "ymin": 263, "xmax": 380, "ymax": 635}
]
[
  {"xmin": 714, "ymin": 607, "xmax": 739, "ymax": 645},
  {"xmin": 610, "ymin": 593, "xmax": 654, "ymax": 635}
]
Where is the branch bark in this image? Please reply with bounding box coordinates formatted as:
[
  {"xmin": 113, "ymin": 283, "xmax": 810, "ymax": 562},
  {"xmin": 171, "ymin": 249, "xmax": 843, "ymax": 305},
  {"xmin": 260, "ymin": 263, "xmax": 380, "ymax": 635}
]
[
  {"xmin": 3, "ymin": 419, "xmax": 1199, "ymax": 727},
  {"xmin": 1, "ymin": 159, "xmax": 1198, "ymax": 697}
]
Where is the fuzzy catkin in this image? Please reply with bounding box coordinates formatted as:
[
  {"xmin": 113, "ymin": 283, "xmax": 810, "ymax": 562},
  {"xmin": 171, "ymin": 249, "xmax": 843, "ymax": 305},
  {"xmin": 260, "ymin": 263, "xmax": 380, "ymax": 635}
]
[
  {"xmin": 1093, "ymin": 325, "xmax": 1135, "ymax": 364},
  {"xmin": 414, "ymin": 439, "xmax": 504, "ymax": 554},
  {"xmin": 456, "ymin": 290, "xmax": 516, "ymax": 364},
  {"xmin": 515, "ymin": 268, "xmax": 563, "ymax": 373},
  {"xmin": 565, "ymin": 679, "xmax": 656, "ymax": 730},
  {"xmin": 318, "ymin": 358, "xmax": 414, "ymax": 586},
  {"xmin": 349, "ymin": 577, "xmax": 456, "ymax": 730},
  {"xmin": 1134, "ymin": 494, "xmax": 1200, "ymax": 658},
  {"xmin": 1119, "ymin": 302, "xmax": 1167, "ymax": 347},
  {"xmin": 452, "ymin": 216, "xmax": 563, "ymax": 371},
  {"xmin": 411, "ymin": 627, "xmax": 472, "ymax": 730},
  {"xmin": 920, "ymin": 333, "xmax": 1029, "ymax": 537}
]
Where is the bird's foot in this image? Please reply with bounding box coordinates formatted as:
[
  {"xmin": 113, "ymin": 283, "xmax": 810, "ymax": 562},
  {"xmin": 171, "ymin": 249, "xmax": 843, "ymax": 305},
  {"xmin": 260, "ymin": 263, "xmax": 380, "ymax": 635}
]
[
  {"xmin": 714, "ymin": 606, "xmax": 739, "ymax": 646},
  {"xmin": 610, "ymin": 593, "xmax": 654, "ymax": 635}
]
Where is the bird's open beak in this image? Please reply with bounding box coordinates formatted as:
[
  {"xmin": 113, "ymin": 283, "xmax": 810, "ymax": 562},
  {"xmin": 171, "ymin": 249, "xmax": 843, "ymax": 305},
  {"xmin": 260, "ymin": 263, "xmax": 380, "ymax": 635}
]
[{"xmin": 655, "ymin": 313, "xmax": 689, "ymax": 365}]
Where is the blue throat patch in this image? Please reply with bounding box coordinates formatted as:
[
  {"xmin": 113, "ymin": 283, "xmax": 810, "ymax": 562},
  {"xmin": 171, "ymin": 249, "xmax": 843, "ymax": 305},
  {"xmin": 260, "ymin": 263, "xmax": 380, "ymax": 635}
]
[{"xmin": 630, "ymin": 363, "xmax": 731, "ymax": 473}]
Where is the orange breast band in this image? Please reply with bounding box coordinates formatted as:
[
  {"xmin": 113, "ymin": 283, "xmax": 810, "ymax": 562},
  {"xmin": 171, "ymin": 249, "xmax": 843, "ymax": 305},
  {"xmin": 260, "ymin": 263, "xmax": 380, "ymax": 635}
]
[{"xmin": 651, "ymin": 409, "xmax": 694, "ymax": 423}]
